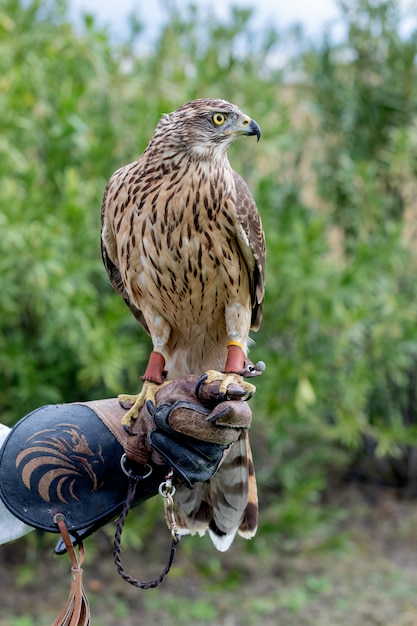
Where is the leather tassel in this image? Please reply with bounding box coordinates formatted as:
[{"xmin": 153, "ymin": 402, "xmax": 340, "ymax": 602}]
[{"xmin": 51, "ymin": 515, "xmax": 91, "ymax": 626}]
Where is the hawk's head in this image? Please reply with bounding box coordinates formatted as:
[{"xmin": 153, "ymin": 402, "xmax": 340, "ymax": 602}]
[{"xmin": 152, "ymin": 98, "xmax": 261, "ymax": 160}]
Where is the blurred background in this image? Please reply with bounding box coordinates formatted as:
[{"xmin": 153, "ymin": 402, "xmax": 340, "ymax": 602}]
[{"xmin": 1, "ymin": 0, "xmax": 417, "ymax": 623}]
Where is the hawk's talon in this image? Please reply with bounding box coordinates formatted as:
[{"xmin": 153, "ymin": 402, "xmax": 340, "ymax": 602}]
[
  {"xmin": 203, "ymin": 370, "xmax": 256, "ymax": 399},
  {"xmin": 122, "ymin": 423, "xmax": 136, "ymax": 436},
  {"xmin": 195, "ymin": 373, "xmax": 209, "ymax": 400},
  {"xmin": 119, "ymin": 380, "xmax": 170, "ymax": 426},
  {"xmin": 119, "ymin": 393, "xmax": 139, "ymax": 410}
]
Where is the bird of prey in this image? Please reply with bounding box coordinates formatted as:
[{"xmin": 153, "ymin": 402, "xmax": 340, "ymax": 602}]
[{"xmin": 101, "ymin": 98, "xmax": 265, "ymax": 551}]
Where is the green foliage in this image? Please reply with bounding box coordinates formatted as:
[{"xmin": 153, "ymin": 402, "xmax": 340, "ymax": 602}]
[
  {"xmin": 250, "ymin": 0, "xmax": 417, "ymax": 531},
  {"xmin": 303, "ymin": 0, "xmax": 417, "ymax": 243},
  {"xmin": 0, "ymin": 0, "xmax": 146, "ymax": 421},
  {"xmin": 2, "ymin": 0, "xmax": 417, "ymax": 550},
  {"xmin": 298, "ymin": 0, "xmax": 417, "ymax": 448},
  {"xmin": 0, "ymin": 0, "xmax": 281, "ymax": 423}
]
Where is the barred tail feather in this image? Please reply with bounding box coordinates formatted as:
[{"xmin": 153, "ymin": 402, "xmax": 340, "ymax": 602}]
[
  {"xmin": 171, "ymin": 432, "xmax": 258, "ymax": 552},
  {"xmin": 238, "ymin": 437, "xmax": 258, "ymax": 539}
]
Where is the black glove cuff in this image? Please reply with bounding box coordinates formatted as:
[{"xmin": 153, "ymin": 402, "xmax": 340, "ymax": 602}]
[{"xmin": 149, "ymin": 401, "xmax": 228, "ymax": 488}]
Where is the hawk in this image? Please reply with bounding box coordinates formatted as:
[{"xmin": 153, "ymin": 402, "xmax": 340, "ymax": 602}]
[{"xmin": 101, "ymin": 98, "xmax": 265, "ymax": 551}]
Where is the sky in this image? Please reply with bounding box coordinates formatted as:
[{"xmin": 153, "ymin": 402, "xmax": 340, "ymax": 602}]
[{"xmin": 69, "ymin": 0, "xmax": 343, "ymax": 41}]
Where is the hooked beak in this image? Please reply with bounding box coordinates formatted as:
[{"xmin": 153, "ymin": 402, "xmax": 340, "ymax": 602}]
[
  {"xmin": 243, "ymin": 118, "xmax": 261, "ymax": 142},
  {"xmin": 225, "ymin": 116, "xmax": 261, "ymax": 142}
]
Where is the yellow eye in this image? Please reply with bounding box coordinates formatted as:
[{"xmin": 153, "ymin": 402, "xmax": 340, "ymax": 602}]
[{"xmin": 212, "ymin": 113, "xmax": 226, "ymax": 126}]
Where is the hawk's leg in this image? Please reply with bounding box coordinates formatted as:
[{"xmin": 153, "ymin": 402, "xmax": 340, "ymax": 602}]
[
  {"xmin": 224, "ymin": 303, "xmax": 259, "ymax": 376},
  {"xmin": 224, "ymin": 342, "xmax": 247, "ymax": 374},
  {"xmin": 141, "ymin": 351, "xmax": 166, "ymax": 384},
  {"xmin": 119, "ymin": 301, "xmax": 172, "ymax": 426},
  {"xmin": 224, "ymin": 342, "xmax": 266, "ymax": 378},
  {"xmin": 119, "ymin": 351, "xmax": 168, "ymax": 426},
  {"xmin": 202, "ymin": 340, "xmax": 266, "ymax": 398}
]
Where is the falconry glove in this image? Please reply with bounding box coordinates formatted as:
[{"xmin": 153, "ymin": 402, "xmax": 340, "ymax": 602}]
[
  {"xmin": 0, "ymin": 374, "xmax": 254, "ymax": 624},
  {"xmin": 140, "ymin": 374, "xmax": 253, "ymax": 487},
  {"xmin": 0, "ymin": 374, "xmax": 252, "ymax": 545}
]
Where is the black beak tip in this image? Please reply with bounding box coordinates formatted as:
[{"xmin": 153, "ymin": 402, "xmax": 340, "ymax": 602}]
[{"xmin": 248, "ymin": 119, "xmax": 261, "ymax": 142}]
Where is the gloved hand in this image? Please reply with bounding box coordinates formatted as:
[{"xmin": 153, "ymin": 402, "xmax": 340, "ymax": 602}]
[
  {"xmin": 143, "ymin": 374, "xmax": 253, "ymax": 487},
  {"xmin": 0, "ymin": 374, "xmax": 253, "ymax": 545}
]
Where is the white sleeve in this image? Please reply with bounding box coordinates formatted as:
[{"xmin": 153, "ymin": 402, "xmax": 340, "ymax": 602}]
[{"xmin": 0, "ymin": 424, "xmax": 33, "ymax": 543}]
